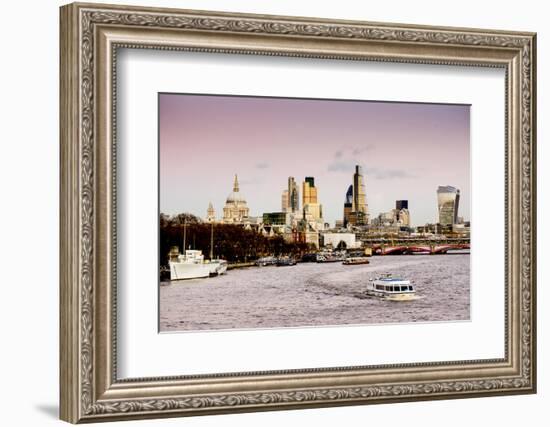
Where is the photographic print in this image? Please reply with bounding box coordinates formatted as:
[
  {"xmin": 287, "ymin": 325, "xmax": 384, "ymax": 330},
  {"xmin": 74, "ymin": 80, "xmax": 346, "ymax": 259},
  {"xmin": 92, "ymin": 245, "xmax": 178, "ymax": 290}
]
[
  {"xmin": 60, "ymin": 6, "xmax": 536, "ymax": 420},
  {"xmin": 159, "ymin": 93, "xmax": 471, "ymax": 332}
]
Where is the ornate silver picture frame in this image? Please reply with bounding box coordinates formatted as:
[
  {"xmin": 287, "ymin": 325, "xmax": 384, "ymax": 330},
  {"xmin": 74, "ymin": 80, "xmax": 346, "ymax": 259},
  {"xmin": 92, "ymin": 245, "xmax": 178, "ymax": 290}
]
[{"xmin": 60, "ymin": 2, "xmax": 536, "ymax": 423}]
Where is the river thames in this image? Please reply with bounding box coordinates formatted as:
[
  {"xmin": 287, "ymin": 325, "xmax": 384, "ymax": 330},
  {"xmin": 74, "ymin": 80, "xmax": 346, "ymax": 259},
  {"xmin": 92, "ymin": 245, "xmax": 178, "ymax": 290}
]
[{"xmin": 159, "ymin": 253, "xmax": 470, "ymax": 332}]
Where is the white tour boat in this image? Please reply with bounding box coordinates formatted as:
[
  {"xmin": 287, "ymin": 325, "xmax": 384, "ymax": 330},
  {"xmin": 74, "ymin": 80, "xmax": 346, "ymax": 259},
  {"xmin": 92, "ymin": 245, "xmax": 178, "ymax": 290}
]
[{"xmin": 365, "ymin": 274, "xmax": 419, "ymax": 301}]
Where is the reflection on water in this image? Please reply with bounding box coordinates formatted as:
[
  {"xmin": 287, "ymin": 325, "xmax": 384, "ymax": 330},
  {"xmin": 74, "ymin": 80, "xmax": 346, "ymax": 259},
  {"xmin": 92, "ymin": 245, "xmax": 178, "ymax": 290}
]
[{"xmin": 160, "ymin": 254, "xmax": 470, "ymax": 332}]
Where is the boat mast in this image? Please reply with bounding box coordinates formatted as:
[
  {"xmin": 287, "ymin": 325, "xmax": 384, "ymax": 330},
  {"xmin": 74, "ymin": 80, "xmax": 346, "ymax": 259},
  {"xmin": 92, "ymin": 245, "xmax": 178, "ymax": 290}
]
[{"xmin": 210, "ymin": 222, "xmax": 214, "ymax": 260}]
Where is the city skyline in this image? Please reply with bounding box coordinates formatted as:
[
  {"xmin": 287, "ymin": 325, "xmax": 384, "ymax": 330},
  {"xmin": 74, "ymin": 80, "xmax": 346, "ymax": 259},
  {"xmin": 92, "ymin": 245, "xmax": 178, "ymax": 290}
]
[{"xmin": 160, "ymin": 93, "xmax": 470, "ymax": 226}]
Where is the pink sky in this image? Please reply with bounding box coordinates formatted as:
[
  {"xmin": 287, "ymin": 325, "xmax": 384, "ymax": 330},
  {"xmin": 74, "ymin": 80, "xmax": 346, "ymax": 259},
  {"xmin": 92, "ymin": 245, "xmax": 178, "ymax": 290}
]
[{"xmin": 159, "ymin": 93, "xmax": 470, "ymax": 226}]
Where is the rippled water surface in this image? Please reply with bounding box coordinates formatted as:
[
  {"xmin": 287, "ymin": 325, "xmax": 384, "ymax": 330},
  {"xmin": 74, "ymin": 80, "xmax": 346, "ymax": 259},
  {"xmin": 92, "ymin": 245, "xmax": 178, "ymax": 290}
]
[{"xmin": 160, "ymin": 254, "xmax": 470, "ymax": 332}]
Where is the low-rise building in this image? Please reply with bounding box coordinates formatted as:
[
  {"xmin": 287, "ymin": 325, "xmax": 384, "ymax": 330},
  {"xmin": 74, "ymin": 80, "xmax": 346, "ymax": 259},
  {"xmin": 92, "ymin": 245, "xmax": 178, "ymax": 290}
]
[
  {"xmin": 262, "ymin": 211, "xmax": 289, "ymax": 226},
  {"xmin": 321, "ymin": 232, "xmax": 362, "ymax": 249}
]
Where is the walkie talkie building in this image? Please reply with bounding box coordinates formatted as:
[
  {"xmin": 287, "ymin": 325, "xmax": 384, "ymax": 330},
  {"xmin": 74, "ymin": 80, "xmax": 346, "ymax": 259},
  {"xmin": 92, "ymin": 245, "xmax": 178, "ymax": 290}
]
[{"xmin": 437, "ymin": 186, "xmax": 460, "ymax": 225}]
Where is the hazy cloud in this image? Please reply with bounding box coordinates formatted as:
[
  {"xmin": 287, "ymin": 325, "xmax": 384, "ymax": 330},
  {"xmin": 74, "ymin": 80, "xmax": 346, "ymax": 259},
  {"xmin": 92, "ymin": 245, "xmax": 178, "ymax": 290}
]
[
  {"xmin": 333, "ymin": 145, "xmax": 372, "ymax": 160},
  {"xmin": 366, "ymin": 167, "xmax": 417, "ymax": 180},
  {"xmin": 352, "ymin": 146, "xmax": 372, "ymax": 155},
  {"xmin": 328, "ymin": 161, "xmax": 417, "ymax": 179},
  {"xmin": 328, "ymin": 145, "xmax": 374, "ymax": 173},
  {"xmin": 256, "ymin": 162, "xmax": 270, "ymax": 169},
  {"xmin": 327, "ymin": 160, "xmax": 358, "ymax": 172},
  {"xmin": 239, "ymin": 177, "xmax": 265, "ymax": 186}
]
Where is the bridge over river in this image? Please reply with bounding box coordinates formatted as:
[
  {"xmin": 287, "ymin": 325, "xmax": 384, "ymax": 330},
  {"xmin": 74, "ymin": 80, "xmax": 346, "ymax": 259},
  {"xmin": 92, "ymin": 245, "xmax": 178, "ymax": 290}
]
[{"xmin": 359, "ymin": 237, "xmax": 470, "ymax": 255}]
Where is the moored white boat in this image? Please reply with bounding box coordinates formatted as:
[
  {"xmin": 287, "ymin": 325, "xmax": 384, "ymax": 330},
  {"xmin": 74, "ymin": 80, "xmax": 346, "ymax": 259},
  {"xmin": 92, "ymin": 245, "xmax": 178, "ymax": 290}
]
[
  {"xmin": 208, "ymin": 259, "xmax": 228, "ymax": 275},
  {"xmin": 169, "ymin": 221, "xmax": 228, "ymax": 281},
  {"xmin": 255, "ymin": 256, "xmax": 278, "ymax": 266},
  {"xmin": 316, "ymin": 251, "xmax": 346, "ymax": 263},
  {"xmin": 343, "ymin": 256, "xmax": 370, "ymax": 265},
  {"xmin": 365, "ymin": 273, "xmax": 419, "ymax": 301},
  {"xmin": 169, "ymin": 250, "xmax": 228, "ymax": 281},
  {"xmin": 276, "ymin": 256, "xmax": 297, "ymax": 266},
  {"xmin": 169, "ymin": 249, "xmax": 211, "ymax": 280}
]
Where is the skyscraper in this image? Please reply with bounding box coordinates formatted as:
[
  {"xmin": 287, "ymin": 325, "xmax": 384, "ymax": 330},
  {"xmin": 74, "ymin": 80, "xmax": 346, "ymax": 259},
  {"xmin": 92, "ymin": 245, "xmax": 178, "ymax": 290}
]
[
  {"xmin": 281, "ymin": 190, "xmax": 289, "ymax": 212},
  {"xmin": 395, "ymin": 200, "xmax": 410, "ymax": 226},
  {"xmin": 302, "ymin": 177, "xmax": 322, "ymax": 221},
  {"xmin": 302, "ymin": 177, "xmax": 317, "ymax": 205},
  {"xmin": 437, "ymin": 186, "xmax": 460, "ymax": 225},
  {"xmin": 342, "ymin": 165, "xmax": 369, "ymax": 227},
  {"xmin": 396, "ymin": 200, "xmax": 409, "ymax": 210},
  {"xmin": 343, "ymin": 185, "xmax": 353, "ymax": 227},
  {"xmin": 287, "ymin": 177, "xmax": 300, "ymax": 213},
  {"xmin": 351, "ymin": 165, "xmax": 369, "ymax": 225}
]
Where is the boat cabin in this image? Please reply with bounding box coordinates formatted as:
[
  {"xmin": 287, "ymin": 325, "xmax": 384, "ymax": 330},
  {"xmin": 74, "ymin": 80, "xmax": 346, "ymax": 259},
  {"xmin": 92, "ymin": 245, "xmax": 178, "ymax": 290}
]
[
  {"xmin": 373, "ymin": 282, "xmax": 415, "ymax": 293},
  {"xmin": 366, "ymin": 276, "xmax": 417, "ymax": 299}
]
